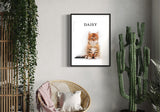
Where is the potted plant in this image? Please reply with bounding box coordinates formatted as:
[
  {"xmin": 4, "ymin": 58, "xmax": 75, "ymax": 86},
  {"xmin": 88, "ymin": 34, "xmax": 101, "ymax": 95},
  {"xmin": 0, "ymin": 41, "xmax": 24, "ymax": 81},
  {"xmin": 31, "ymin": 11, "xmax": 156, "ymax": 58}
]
[
  {"xmin": 116, "ymin": 22, "xmax": 150, "ymax": 112},
  {"xmin": 148, "ymin": 59, "xmax": 160, "ymax": 112}
]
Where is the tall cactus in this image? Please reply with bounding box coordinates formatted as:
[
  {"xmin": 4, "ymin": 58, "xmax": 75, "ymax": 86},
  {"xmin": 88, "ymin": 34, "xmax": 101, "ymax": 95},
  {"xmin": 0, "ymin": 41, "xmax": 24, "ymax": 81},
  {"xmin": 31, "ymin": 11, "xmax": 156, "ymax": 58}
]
[{"xmin": 116, "ymin": 22, "xmax": 150, "ymax": 112}]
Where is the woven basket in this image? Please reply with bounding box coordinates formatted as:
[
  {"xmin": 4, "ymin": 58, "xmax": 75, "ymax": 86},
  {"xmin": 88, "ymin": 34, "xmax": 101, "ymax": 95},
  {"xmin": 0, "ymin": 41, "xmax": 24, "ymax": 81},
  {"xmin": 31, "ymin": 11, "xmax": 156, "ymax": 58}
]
[{"xmin": 37, "ymin": 80, "xmax": 91, "ymax": 112}]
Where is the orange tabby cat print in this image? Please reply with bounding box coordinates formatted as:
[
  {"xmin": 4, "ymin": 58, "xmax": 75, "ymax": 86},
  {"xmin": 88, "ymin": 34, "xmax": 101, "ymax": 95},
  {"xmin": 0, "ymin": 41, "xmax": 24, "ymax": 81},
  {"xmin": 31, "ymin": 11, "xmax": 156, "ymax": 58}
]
[{"xmin": 75, "ymin": 32, "xmax": 100, "ymax": 59}]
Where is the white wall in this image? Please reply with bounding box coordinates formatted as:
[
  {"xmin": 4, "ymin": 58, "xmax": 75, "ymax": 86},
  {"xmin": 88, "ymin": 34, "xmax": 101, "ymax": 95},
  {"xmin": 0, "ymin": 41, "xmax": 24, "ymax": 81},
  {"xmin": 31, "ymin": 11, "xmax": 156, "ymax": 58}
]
[
  {"xmin": 152, "ymin": 0, "xmax": 160, "ymax": 59},
  {"xmin": 35, "ymin": 0, "xmax": 152, "ymax": 111}
]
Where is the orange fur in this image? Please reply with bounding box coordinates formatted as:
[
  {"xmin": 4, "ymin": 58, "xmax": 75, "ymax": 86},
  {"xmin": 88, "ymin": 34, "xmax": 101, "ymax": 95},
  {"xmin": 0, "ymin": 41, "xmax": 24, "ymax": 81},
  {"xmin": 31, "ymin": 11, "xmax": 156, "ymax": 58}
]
[{"xmin": 86, "ymin": 32, "xmax": 100, "ymax": 59}]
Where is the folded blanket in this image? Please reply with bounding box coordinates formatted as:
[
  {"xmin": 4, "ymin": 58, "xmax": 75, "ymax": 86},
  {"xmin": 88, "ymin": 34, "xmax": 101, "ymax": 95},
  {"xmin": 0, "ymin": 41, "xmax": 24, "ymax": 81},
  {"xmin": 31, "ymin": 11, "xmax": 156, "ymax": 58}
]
[{"xmin": 36, "ymin": 81, "xmax": 58, "ymax": 112}]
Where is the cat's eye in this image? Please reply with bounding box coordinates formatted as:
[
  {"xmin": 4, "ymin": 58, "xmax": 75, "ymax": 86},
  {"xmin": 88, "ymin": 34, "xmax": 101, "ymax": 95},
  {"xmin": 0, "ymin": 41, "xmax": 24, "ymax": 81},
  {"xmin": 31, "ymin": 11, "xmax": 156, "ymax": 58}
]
[{"xmin": 95, "ymin": 37, "xmax": 96, "ymax": 39}]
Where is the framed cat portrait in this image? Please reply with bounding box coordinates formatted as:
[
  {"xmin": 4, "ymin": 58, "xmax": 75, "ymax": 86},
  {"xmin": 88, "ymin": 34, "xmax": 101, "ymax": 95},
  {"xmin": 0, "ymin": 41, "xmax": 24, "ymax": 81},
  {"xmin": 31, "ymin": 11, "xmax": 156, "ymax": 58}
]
[{"xmin": 70, "ymin": 13, "xmax": 111, "ymax": 67}]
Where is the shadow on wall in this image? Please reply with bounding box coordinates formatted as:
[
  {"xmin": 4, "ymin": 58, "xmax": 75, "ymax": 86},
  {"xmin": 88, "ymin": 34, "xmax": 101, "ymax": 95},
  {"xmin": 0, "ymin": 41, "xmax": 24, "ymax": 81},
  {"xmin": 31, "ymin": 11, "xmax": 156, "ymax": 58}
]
[
  {"xmin": 61, "ymin": 15, "xmax": 70, "ymax": 67},
  {"xmin": 67, "ymin": 15, "xmax": 71, "ymax": 67}
]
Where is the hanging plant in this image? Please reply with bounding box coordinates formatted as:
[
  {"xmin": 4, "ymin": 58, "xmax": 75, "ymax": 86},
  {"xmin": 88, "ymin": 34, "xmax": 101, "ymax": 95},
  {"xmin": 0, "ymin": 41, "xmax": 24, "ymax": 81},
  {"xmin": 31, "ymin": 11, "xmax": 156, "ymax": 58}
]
[{"xmin": 2, "ymin": 0, "xmax": 38, "ymax": 111}]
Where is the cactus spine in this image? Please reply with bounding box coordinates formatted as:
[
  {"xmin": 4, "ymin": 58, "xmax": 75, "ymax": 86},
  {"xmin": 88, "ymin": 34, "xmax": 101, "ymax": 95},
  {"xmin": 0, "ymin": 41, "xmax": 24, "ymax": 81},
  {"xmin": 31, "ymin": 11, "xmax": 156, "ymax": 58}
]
[{"xmin": 116, "ymin": 22, "xmax": 150, "ymax": 112}]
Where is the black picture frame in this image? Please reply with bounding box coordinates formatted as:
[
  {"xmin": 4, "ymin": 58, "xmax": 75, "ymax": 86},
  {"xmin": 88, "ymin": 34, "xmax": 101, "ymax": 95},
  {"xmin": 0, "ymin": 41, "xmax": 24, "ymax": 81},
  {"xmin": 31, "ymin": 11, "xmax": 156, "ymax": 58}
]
[{"xmin": 70, "ymin": 13, "xmax": 111, "ymax": 67}]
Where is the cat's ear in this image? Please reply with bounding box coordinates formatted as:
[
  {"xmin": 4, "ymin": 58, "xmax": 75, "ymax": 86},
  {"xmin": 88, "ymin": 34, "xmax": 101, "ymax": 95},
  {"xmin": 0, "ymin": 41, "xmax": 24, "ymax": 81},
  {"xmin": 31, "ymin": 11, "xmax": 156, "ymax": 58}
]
[
  {"xmin": 88, "ymin": 32, "xmax": 91, "ymax": 35},
  {"xmin": 96, "ymin": 32, "xmax": 99, "ymax": 35}
]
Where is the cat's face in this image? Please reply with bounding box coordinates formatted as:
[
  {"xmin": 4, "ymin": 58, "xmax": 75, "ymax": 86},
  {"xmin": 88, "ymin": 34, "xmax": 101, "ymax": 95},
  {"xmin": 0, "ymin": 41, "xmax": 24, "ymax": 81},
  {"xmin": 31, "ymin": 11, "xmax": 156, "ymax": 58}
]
[{"xmin": 88, "ymin": 32, "xmax": 99, "ymax": 41}]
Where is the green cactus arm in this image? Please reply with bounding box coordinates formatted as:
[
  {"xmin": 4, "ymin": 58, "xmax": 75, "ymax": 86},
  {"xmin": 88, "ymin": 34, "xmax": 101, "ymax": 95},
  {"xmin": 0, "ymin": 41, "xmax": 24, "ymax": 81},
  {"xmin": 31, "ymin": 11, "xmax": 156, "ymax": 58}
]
[
  {"xmin": 121, "ymin": 50, "xmax": 125, "ymax": 71},
  {"xmin": 119, "ymin": 72, "xmax": 129, "ymax": 100},
  {"xmin": 136, "ymin": 48, "xmax": 140, "ymax": 75},
  {"xmin": 143, "ymin": 47, "xmax": 150, "ymax": 95},
  {"xmin": 125, "ymin": 26, "xmax": 131, "ymax": 46},
  {"xmin": 116, "ymin": 52, "xmax": 129, "ymax": 100},
  {"xmin": 138, "ymin": 49, "xmax": 144, "ymax": 76},
  {"xmin": 129, "ymin": 32, "xmax": 137, "ymax": 111},
  {"xmin": 136, "ymin": 22, "xmax": 145, "ymax": 49},
  {"xmin": 119, "ymin": 34, "xmax": 125, "ymax": 71},
  {"xmin": 119, "ymin": 34, "xmax": 124, "ymax": 50},
  {"xmin": 136, "ymin": 48, "xmax": 143, "ymax": 98},
  {"xmin": 136, "ymin": 48, "xmax": 143, "ymax": 101},
  {"xmin": 136, "ymin": 48, "xmax": 143, "ymax": 75},
  {"xmin": 137, "ymin": 76, "xmax": 142, "ymax": 97},
  {"xmin": 137, "ymin": 22, "xmax": 145, "ymax": 37},
  {"xmin": 136, "ymin": 47, "xmax": 150, "ymax": 103}
]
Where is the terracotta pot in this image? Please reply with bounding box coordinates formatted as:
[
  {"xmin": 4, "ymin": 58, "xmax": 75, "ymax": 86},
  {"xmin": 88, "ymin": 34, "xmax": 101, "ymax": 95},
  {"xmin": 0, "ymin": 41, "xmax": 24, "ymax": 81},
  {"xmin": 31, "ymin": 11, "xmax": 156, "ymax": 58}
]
[{"xmin": 120, "ymin": 109, "xmax": 145, "ymax": 112}]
